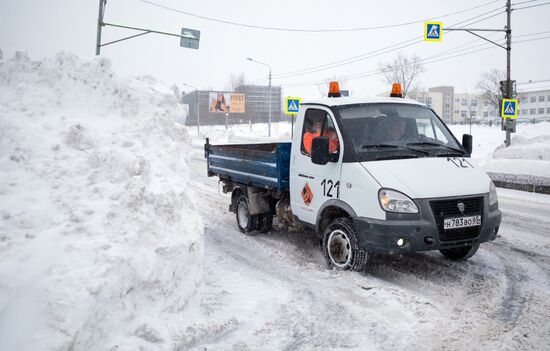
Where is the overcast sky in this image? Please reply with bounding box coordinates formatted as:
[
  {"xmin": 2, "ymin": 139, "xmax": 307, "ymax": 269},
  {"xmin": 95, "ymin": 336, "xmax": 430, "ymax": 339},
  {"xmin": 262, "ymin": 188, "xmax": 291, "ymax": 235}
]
[{"xmin": 1, "ymin": 0, "xmax": 549, "ymax": 99}]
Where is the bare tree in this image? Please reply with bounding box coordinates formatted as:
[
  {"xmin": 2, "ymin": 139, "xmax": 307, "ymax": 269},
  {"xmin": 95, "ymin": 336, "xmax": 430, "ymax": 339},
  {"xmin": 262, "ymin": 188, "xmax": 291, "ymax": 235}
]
[
  {"xmin": 225, "ymin": 72, "xmax": 247, "ymax": 91},
  {"xmin": 378, "ymin": 53, "xmax": 424, "ymax": 97},
  {"xmin": 316, "ymin": 76, "xmax": 349, "ymax": 98},
  {"xmin": 476, "ymin": 69, "xmax": 505, "ymax": 112}
]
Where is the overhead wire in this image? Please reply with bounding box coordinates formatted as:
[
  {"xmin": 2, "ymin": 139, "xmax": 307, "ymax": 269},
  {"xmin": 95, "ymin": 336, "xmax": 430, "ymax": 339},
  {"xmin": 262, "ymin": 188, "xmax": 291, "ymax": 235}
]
[
  {"xmin": 136, "ymin": 0, "xmax": 501, "ymax": 33},
  {"xmin": 271, "ymin": 7, "xmax": 506, "ymax": 80},
  {"xmin": 281, "ymin": 34, "xmax": 550, "ymax": 88},
  {"xmin": 513, "ymin": 1, "xmax": 550, "ymax": 10}
]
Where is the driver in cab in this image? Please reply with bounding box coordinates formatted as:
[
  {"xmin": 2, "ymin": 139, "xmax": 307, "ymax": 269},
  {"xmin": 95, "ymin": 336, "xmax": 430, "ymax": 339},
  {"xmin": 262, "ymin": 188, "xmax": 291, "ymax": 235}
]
[{"xmin": 303, "ymin": 117, "xmax": 339, "ymax": 155}]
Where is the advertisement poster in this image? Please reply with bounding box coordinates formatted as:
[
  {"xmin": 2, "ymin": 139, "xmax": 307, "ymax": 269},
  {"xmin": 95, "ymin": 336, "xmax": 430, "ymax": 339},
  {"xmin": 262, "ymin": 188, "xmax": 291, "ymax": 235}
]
[{"xmin": 209, "ymin": 92, "xmax": 245, "ymax": 113}]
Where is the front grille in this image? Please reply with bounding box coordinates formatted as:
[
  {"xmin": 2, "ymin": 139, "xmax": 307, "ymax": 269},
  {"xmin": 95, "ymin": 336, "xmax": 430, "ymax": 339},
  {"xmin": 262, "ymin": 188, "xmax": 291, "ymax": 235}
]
[{"xmin": 430, "ymin": 196, "xmax": 483, "ymax": 242}]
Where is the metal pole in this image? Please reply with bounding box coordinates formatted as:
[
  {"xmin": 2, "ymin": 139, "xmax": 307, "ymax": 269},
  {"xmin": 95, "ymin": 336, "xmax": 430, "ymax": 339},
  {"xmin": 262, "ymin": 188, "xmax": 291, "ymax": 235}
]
[
  {"xmin": 291, "ymin": 114, "xmax": 294, "ymax": 139},
  {"xmin": 268, "ymin": 69, "xmax": 272, "ymax": 138},
  {"xmin": 95, "ymin": 0, "xmax": 105, "ymax": 55},
  {"xmin": 197, "ymin": 91, "xmax": 200, "ymax": 134},
  {"xmin": 505, "ymin": 0, "xmax": 512, "ymax": 147}
]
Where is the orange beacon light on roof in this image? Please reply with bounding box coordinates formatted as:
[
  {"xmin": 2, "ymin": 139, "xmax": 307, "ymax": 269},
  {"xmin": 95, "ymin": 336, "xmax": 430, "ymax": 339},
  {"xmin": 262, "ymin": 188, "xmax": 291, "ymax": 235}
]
[
  {"xmin": 328, "ymin": 81, "xmax": 341, "ymax": 98},
  {"xmin": 390, "ymin": 83, "xmax": 403, "ymax": 98}
]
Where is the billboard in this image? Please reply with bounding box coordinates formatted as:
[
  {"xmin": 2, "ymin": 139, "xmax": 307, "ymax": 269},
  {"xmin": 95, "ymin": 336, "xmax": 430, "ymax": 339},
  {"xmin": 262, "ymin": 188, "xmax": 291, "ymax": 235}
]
[{"xmin": 208, "ymin": 92, "xmax": 245, "ymax": 113}]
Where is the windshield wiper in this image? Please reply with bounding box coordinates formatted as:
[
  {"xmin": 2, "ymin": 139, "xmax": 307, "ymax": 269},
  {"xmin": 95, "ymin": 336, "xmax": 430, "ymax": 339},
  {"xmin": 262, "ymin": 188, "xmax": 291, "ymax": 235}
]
[
  {"xmin": 406, "ymin": 142, "xmax": 464, "ymax": 154},
  {"xmin": 361, "ymin": 144, "xmax": 429, "ymax": 156}
]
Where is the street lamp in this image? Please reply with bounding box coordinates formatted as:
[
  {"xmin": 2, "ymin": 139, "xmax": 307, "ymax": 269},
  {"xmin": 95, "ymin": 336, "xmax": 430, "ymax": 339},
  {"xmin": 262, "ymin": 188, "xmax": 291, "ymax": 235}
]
[
  {"xmin": 246, "ymin": 57, "xmax": 272, "ymax": 137},
  {"xmin": 183, "ymin": 83, "xmax": 200, "ymax": 134}
]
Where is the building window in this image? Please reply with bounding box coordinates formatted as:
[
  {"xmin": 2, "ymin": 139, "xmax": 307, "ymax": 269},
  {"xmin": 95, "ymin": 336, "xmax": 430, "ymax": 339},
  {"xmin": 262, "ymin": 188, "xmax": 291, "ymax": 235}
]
[
  {"xmin": 530, "ymin": 97, "xmax": 536, "ymax": 103},
  {"xmin": 445, "ymin": 109, "xmax": 450, "ymax": 115},
  {"xmin": 461, "ymin": 111, "xmax": 467, "ymax": 118},
  {"xmin": 455, "ymin": 98, "xmax": 460, "ymax": 103},
  {"xmin": 530, "ymin": 108, "xmax": 537, "ymax": 115},
  {"xmin": 547, "ymin": 108, "xmax": 550, "ymax": 114},
  {"xmin": 445, "ymin": 92, "xmax": 451, "ymax": 97},
  {"xmin": 539, "ymin": 108, "xmax": 545, "ymax": 114},
  {"xmin": 471, "ymin": 99, "xmax": 477, "ymax": 106},
  {"xmin": 426, "ymin": 97, "xmax": 432, "ymax": 106},
  {"xmin": 547, "ymin": 95, "xmax": 550, "ymax": 101},
  {"xmin": 445, "ymin": 97, "xmax": 451, "ymax": 103},
  {"xmin": 461, "ymin": 99, "xmax": 468, "ymax": 106},
  {"xmin": 522, "ymin": 109, "xmax": 528, "ymax": 115},
  {"xmin": 471, "ymin": 111, "xmax": 476, "ymax": 117},
  {"xmin": 445, "ymin": 103, "xmax": 450, "ymax": 108},
  {"xmin": 454, "ymin": 110, "xmax": 460, "ymax": 115},
  {"xmin": 539, "ymin": 96, "xmax": 545, "ymax": 102}
]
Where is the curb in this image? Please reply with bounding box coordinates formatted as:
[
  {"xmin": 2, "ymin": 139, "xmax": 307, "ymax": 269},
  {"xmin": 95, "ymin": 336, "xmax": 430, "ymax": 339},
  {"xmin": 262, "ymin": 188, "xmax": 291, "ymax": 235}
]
[{"xmin": 487, "ymin": 172, "xmax": 550, "ymax": 195}]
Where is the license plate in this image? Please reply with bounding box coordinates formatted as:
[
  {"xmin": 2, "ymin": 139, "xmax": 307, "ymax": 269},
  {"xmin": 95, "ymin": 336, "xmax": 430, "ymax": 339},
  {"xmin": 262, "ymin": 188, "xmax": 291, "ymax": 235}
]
[{"xmin": 443, "ymin": 215, "xmax": 481, "ymax": 230}]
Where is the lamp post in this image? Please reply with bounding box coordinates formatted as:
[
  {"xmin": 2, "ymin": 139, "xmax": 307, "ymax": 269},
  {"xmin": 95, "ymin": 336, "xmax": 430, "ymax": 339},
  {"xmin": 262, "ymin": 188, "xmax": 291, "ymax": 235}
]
[
  {"xmin": 183, "ymin": 83, "xmax": 200, "ymax": 134},
  {"xmin": 246, "ymin": 57, "xmax": 272, "ymax": 137}
]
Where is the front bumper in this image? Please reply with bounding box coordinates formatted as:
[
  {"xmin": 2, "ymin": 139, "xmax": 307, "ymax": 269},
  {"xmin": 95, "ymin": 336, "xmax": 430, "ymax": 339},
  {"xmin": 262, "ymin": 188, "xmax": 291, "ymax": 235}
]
[{"xmin": 353, "ymin": 194, "xmax": 502, "ymax": 253}]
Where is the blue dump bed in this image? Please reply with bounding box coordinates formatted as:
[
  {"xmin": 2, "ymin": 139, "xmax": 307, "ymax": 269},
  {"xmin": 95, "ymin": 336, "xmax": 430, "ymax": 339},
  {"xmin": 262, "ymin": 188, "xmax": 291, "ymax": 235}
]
[{"xmin": 205, "ymin": 140, "xmax": 291, "ymax": 192}]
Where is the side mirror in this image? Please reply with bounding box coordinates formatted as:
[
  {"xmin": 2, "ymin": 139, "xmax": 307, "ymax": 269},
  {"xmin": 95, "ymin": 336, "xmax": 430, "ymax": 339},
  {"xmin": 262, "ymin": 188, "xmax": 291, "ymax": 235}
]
[
  {"xmin": 311, "ymin": 136, "xmax": 329, "ymax": 165},
  {"xmin": 462, "ymin": 134, "xmax": 473, "ymax": 156}
]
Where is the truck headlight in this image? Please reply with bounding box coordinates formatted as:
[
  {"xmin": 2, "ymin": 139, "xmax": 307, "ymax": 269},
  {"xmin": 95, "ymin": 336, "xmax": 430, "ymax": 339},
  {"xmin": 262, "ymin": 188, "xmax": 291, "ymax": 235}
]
[
  {"xmin": 489, "ymin": 181, "xmax": 498, "ymax": 207},
  {"xmin": 378, "ymin": 189, "xmax": 419, "ymax": 213}
]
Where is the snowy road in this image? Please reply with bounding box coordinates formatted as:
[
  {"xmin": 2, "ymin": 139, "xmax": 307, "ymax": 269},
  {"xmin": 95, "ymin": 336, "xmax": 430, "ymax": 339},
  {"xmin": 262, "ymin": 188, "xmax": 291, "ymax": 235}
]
[{"xmin": 187, "ymin": 139, "xmax": 550, "ymax": 351}]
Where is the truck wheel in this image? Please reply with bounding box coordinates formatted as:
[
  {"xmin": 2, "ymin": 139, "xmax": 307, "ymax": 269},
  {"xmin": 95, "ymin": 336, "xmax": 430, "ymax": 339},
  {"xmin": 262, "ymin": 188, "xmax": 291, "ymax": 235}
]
[
  {"xmin": 236, "ymin": 195, "xmax": 257, "ymax": 235},
  {"xmin": 322, "ymin": 218, "xmax": 367, "ymax": 271},
  {"xmin": 440, "ymin": 244, "xmax": 479, "ymax": 260},
  {"xmin": 255, "ymin": 213, "xmax": 273, "ymax": 234}
]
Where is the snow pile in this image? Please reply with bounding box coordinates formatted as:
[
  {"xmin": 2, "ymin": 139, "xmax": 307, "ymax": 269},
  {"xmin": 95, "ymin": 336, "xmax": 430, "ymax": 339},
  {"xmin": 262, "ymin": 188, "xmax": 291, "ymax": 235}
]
[
  {"xmin": 480, "ymin": 123, "xmax": 550, "ymax": 179},
  {"xmin": 493, "ymin": 134, "xmax": 550, "ymax": 161},
  {"xmin": 0, "ymin": 52, "xmax": 203, "ymax": 350}
]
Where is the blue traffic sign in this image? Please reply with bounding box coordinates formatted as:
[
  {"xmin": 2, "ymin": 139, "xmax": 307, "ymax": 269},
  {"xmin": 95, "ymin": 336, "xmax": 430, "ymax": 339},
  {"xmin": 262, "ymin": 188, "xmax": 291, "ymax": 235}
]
[
  {"xmin": 285, "ymin": 96, "xmax": 301, "ymax": 114},
  {"xmin": 424, "ymin": 21, "xmax": 442, "ymax": 42},
  {"xmin": 501, "ymin": 99, "xmax": 518, "ymax": 118}
]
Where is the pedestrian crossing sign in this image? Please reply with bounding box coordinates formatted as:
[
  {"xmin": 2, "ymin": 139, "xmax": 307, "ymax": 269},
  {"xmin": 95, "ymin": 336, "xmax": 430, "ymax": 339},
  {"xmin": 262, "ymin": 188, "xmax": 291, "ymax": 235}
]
[
  {"xmin": 424, "ymin": 21, "xmax": 442, "ymax": 42},
  {"xmin": 285, "ymin": 96, "xmax": 301, "ymax": 114},
  {"xmin": 501, "ymin": 98, "xmax": 518, "ymax": 118}
]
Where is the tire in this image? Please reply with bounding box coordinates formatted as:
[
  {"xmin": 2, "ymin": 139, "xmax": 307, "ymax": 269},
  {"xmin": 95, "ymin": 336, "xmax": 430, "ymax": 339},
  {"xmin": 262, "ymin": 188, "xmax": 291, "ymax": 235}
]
[
  {"xmin": 322, "ymin": 218, "xmax": 367, "ymax": 271},
  {"xmin": 440, "ymin": 244, "xmax": 479, "ymax": 261},
  {"xmin": 255, "ymin": 213, "xmax": 273, "ymax": 234},
  {"xmin": 235, "ymin": 195, "xmax": 258, "ymax": 235}
]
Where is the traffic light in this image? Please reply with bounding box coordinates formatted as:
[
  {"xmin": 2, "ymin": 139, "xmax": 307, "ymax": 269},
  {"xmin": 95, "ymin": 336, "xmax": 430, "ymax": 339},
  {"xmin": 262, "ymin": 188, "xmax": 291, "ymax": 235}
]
[
  {"xmin": 500, "ymin": 80, "xmax": 507, "ymax": 97},
  {"xmin": 500, "ymin": 80, "xmax": 517, "ymax": 98}
]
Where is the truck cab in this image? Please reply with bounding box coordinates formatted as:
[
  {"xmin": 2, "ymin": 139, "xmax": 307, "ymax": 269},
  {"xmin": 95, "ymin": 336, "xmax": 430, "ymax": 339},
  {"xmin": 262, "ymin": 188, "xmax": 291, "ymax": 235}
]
[{"xmin": 205, "ymin": 83, "xmax": 501, "ymax": 271}]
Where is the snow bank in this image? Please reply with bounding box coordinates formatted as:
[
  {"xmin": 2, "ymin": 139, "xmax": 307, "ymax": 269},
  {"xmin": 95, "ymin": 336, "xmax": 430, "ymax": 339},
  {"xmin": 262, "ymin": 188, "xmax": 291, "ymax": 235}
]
[{"xmin": 0, "ymin": 52, "xmax": 203, "ymax": 350}]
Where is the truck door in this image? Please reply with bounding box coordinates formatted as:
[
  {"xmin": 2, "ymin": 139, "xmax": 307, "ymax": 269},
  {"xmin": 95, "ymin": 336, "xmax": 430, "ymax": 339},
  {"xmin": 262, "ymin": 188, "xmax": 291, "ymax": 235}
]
[{"xmin": 290, "ymin": 107, "xmax": 343, "ymax": 225}]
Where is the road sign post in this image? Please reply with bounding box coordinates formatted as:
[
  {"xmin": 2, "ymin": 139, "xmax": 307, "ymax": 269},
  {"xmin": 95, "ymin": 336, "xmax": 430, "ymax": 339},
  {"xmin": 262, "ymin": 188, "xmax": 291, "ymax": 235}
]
[
  {"xmin": 285, "ymin": 97, "xmax": 301, "ymax": 139},
  {"xmin": 422, "ymin": 0, "xmax": 514, "ymax": 146}
]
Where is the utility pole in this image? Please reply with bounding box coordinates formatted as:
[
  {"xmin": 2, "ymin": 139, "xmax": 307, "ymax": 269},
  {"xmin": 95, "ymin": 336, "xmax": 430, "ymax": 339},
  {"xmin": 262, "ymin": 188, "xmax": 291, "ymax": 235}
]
[
  {"xmin": 96, "ymin": 0, "xmax": 106, "ymax": 55},
  {"xmin": 246, "ymin": 58, "xmax": 272, "ymax": 137},
  {"xmin": 437, "ymin": 0, "xmax": 514, "ymax": 146},
  {"xmin": 505, "ymin": 0, "xmax": 513, "ymax": 146},
  {"xmin": 94, "ymin": 1, "xmax": 200, "ymax": 55}
]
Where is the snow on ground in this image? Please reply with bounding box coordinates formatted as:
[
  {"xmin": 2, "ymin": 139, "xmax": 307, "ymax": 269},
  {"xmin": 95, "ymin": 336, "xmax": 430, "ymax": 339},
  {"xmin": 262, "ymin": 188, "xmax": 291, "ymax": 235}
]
[
  {"xmin": 0, "ymin": 52, "xmax": 203, "ymax": 350},
  {"xmin": 2, "ymin": 52, "xmax": 549, "ymax": 351}
]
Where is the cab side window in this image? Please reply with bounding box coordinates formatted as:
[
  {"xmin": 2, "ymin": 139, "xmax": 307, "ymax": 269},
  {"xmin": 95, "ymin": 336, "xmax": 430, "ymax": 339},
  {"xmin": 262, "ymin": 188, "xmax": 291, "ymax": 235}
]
[{"xmin": 301, "ymin": 109, "xmax": 340, "ymax": 157}]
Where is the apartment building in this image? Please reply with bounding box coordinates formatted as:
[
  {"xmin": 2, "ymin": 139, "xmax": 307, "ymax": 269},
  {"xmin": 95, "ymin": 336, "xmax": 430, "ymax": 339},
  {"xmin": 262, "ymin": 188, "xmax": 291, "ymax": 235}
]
[
  {"xmin": 428, "ymin": 86, "xmax": 454, "ymax": 122},
  {"xmin": 516, "ymin": 80, "xmax": 550, "ymax": 120}
]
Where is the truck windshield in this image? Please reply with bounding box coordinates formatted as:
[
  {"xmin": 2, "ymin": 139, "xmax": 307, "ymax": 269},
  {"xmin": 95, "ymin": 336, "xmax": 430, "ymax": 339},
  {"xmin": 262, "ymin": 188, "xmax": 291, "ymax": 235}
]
[{"xmin": 337, "ymin": 103, "xmax": 464, "ymax": 160}]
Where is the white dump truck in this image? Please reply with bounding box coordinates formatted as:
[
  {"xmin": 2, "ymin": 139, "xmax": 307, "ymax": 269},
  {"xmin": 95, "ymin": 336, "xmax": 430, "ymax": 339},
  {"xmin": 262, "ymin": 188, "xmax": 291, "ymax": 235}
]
[{"xmin": 205, "ymin": 83, "xmax": 501, "ymax": 271}]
